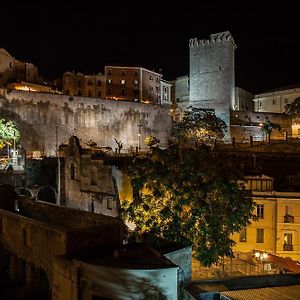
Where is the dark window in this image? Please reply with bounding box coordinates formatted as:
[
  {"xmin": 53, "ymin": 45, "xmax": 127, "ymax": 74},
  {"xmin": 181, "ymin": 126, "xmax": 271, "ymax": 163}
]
[
  {"xmin": 239, "ymin": 228, "xmax": 247, "ymax": 242},
  {"xmin": 257, "ymin": 204, "xmax": 264, "ymax": 219},
  {"xmin": 70, "ymin": 163, "xmax": 77, "ymax": 180},
  {"xmin": 107, "ymin": 69, "xmax": 112, "ymax": 75},
  {"xmin": 98, "ymin": 91, "xmax": 101, "ymax": 97},
  {"xmin": 97, "ymin": 80, "xmax": 101, "ymax": 86},
  {"xmin": 134, "ymin": 90, "xmax": 139, "ymax": 98},
  {"xmin": 108, "ymin": 88, "xmax": 112, "ymax": 95},
  {"xmin": 87, "ymin": 80, "xmax": 93, "ymax": 86},
  {"xmin": 0, "ymin": 217, "xmax": 2, "ymax": 235},
  {"xmin": 88, "ymin": 90, "xmax": 92, "ymax": 97},
  {"xmin": 107, "ymin": 198, "xmax": 113, "ymax": 210},
  {"xmin": 134, "ymin": 70, "xmax": 138, "ymax": 76},
  {"xmin": 65, "ymin": 90, "xmax": 70, "ymax": 95},
  {"xmin": 121, "ymin": 88, "xmax": 125, "ymax": 96},
  {"xmin": 78, "ymin": 81, "xmax": 82, "ymax": 87},
  {"xmin": 256, "ymin": 228, "xmax": 264, "ymax": 243},
  {"xmin": 121, "ymin": 70, "xmax": 126, "ymax": 76},
  {"xmin": 149, "ymin": 74, "xmax": 153, "ymax": 80},
  {"xmin": 77, "ymin": 90, "xmax": 82, "ymax": 96}
]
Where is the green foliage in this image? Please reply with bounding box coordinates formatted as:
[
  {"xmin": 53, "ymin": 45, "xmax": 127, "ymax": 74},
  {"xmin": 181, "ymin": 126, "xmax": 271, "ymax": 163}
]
[
  {"xmin": 122, "ymin": 142, "xmax": 256, "ymax": 266},
  {"xmin": 0, "ymin": 118, "xmax": 20, "ymax": 149},
  {"xmin": 261, "ymin": 120, "xmax": 281, "ymax": 135},
  {"xmin": 172, "ymin": 107, "xmax": 227, "ymax": 145},
  {"xmin": 284, "ymin": 97, "xmax": 300, "ymax": 119},
  {"xmin": 121, "ymin": 107, "xmax": 256, "ymax": 266},
  {"xmin": 144, "ymin": 136, "xmax": 160, "ymax": 148}
]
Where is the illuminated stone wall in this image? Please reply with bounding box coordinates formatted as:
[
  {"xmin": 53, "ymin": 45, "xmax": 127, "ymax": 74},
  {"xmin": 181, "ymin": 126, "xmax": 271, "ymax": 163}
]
[
  {"xmin": 0, "ymin": 89, "xmax": 171, "ymax": 156},
  {"xmin": 189, "ymin": 31, "xmax": 236, "ymax": 141}
]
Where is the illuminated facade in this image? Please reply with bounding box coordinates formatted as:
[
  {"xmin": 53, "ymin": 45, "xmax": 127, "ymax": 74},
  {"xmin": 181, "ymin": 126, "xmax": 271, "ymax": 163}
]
[
  {"xmin": 232, "ymin": 175, "xmax": 300, "ymax": 261},
  {"xmin": 104, "ymin": 66, "xmax": 167, "ymax": 104},
  {"xmin": 189, "ymin": 31, "xmax": 236, "ymax": 141},
  {"xmin": 0, "ymin": 48, "xmax": 40, "ymax": 86},
  {"xmin": 62, "ymin": 71, "xmax": 105, "ymax": 98}
]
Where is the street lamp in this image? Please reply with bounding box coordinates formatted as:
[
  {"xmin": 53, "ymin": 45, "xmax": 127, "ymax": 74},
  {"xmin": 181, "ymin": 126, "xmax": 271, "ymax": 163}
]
[{"xmin": 255, "ymin": 251, "xmax": 268, "ymax": 273}]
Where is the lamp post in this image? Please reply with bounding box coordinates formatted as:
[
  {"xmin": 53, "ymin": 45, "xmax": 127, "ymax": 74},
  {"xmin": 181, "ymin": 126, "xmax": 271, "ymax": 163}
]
[
  {"xmin": 255, "ymin": 251, "xmax": 268, "ymax": 273},
  {"xmin": 137, "ymin": 123, "xmax": 142, "ymax": 150}
]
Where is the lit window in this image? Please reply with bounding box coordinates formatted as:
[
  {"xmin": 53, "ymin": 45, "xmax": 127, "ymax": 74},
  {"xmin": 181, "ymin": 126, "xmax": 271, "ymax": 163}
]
[
  {"xmin": 107, "ymin": 79, "xmax": 112, "ymax": 85},
  {"xmin": 121, "ymin": 79, "xmax": 125, "ymax": 85},
  {"xmin": 256, "ymin": 228, "xmax": 264, "ymax": 243},
  {"xmin": 134, "ymin": 80, "xmax": 139, "ymax": 86},
  {"xmin": 257, "ymin": 204, "xmax": 264, "ymax": 219},
  {"xmin": 284, "ymin": 233, "xmax": 293, "ymax": 245}
]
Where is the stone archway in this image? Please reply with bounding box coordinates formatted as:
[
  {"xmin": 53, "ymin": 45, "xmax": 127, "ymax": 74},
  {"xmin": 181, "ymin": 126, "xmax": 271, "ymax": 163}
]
[{"xmin": 36, "ymin": 187, "xmax": 57, "ymax": 204}]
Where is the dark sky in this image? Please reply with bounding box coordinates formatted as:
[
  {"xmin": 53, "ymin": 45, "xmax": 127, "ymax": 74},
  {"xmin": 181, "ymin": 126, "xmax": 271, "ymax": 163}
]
[{"xmin": 2, "ymin": 2, "xmax": 300, "ymax": 94}]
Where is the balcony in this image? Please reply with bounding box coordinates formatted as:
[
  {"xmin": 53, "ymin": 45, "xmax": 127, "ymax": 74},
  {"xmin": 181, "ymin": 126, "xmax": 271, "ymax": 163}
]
[
  {"xmin": 283, "ymin": 244, "xmax": 293, "ymax": 251},
  {"xmin": 284, "ymin": 214, "xmax": 294, "ymax": 223}
]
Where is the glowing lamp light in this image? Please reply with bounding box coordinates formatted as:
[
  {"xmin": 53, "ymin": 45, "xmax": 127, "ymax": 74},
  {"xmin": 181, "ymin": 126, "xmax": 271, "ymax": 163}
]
[{"xmin": 255, "ymin": 252, "xmax": 260, "ymax": 258}]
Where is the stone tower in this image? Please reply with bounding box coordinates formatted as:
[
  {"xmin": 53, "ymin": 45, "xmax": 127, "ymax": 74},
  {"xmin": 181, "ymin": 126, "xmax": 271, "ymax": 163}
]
[{"xmin": 189, "ymin": 31, "xmax": 236, "ymax": 141}]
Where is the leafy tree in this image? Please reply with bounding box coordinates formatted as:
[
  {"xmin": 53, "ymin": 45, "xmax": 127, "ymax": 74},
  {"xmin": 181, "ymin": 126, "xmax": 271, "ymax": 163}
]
[
  {"xmin": 0, "ymin": 118, "xmax": 20, "ymax": 149},
  {"xmin": 260, "ymin": 120, "xmax": 281, "ymax": 143},
  {"xmin": 122, "ymin": 109, "xmax": 256, "ymax": 266},
  {"xmin": 172, "ymin": 107, "xmax": 227, "ymax": 145},
  {"xmin": 284, "ymin": 97, "xmax": 300, "ymax": 119}
]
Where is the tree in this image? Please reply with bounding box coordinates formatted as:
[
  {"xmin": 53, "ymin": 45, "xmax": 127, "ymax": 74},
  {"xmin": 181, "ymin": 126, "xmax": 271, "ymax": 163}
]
[
  {"xmin": 172, "ymin": 107, "xmax": 227, "ymax": 145},
  {"xmin": 284, "ymin": 97, "xmax": 300, "ymax": 119},
  {"xmin": 122, "ymin": 109, "xmax": 256, "ymax": 266},
  {"xmin": 144, "ymin": 136, "xmax": 160, "ymax": 148},
  {"xmin": 260, "ymin": 120, "xmax": 281, "ymax": 143},
  {"xmin": 114, "ymin": 138, "xmax": 123, "ymax": 153},
  {"xmin": 0, "ymin": 118, "xmax": 20, "ymax": 149}
]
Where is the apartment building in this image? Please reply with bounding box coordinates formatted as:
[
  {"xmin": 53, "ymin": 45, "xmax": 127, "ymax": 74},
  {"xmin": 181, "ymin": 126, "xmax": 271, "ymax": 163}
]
[{"xmin": 232, "ymin": 175, "xmax": 300, "ymax": 261}]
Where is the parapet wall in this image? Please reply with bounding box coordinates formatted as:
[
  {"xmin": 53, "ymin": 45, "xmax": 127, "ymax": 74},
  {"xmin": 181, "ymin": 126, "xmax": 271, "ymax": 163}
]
[{"xmin": 0, "ymin": 89, "xmax": 171, "ymax": 155}]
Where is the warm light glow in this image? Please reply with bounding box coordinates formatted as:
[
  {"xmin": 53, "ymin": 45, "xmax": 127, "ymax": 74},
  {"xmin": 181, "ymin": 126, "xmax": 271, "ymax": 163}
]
[{"xmin": 255, "ymin": 252, "xmax": 260, "ymax": 258}]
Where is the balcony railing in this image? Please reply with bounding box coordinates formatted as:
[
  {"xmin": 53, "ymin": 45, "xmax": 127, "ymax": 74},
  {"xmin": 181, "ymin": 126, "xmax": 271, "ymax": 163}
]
[
  {"xmin": 284, "ymin": 214, "xmax": 294, "ymax": 223},
  {"xmin": 283, "ymin": 244, "xmax": 293, "ymax": 251}
]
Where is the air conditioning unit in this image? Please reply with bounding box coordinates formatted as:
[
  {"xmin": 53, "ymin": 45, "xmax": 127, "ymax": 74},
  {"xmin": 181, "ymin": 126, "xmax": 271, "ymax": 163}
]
[{"xmin": 80, "ymin": 277, "xmax": 94, "ymax": 289}]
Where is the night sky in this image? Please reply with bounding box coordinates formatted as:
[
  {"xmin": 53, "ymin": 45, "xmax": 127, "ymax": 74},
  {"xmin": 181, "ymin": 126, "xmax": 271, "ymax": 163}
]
[{"xmin": 2, "ymin": 2, "xmax": 300, "ymax": 94}]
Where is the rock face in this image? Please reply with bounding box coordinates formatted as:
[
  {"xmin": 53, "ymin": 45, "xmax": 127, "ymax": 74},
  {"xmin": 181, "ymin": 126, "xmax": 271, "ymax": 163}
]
[
  {"xmin": 189, "ymin": 31, "xmax": 236, "ymax": 141},
  {"xmin": 0, "ymin": 89, "xmax": 172, "ymax": 156}
]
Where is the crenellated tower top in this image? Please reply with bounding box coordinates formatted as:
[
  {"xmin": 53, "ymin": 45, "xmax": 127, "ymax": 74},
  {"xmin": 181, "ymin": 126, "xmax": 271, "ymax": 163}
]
[{"xmin": 189, "ymin": 31, "xmax": 236, "ymax": 49}]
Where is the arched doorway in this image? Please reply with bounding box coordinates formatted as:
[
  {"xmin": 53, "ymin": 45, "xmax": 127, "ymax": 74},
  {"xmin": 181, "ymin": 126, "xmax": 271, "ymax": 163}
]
[{"xmin": 37, "ymin": 187, "xmax": 56, "ymax": 204}]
